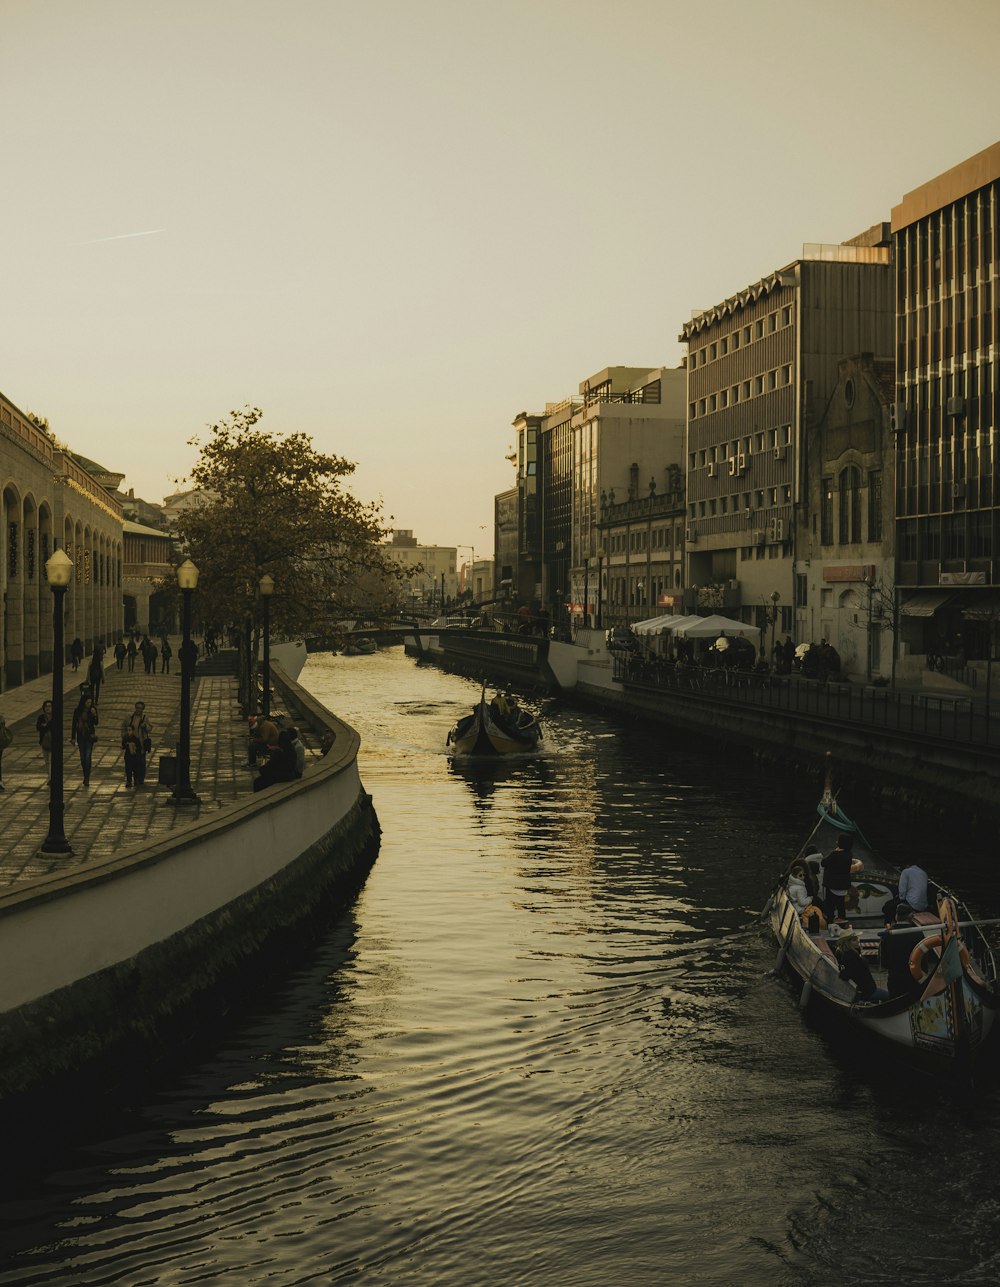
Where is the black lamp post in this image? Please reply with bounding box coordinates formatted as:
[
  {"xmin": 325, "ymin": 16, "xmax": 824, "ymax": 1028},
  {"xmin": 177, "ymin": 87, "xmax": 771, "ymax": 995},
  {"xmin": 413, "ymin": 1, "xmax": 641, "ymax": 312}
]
[
  {"xmin": 40, "ymin": 548, "xmax": 74, "ymax": 857},
  {"xmin": 769, "ymin": 590, "xmax": 780, "ymax": 667},
  {"xmin": 259, "ymin": 573, "xmax": 274, "ymax": 718},
  {"xmin": 863, "ymin": 575, "xmax": 875, "ymax": 682},
  {"xmin": 172, "ymin": 558, "xmax": 200, "ymax": 805},
  {"xmin": 596, "ymin": 546, "xmax": 606, "ymax": 629}
]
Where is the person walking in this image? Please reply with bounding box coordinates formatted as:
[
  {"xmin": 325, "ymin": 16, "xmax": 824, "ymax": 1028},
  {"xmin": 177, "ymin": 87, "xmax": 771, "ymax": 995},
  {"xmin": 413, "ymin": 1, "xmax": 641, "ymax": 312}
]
[
  {"xmin": 0, "ymin": 715, "xmax": 12, "ymax": 790},
  {"xmin": 114, "ymin": 638, "xmax": 127, "ymax": 670},
  {"xmin": 36, "ymin": 700, "xmax": 54, "ymax": 784},
  {"xmin": 87, "ymin": 647, "xmax": 105, "ymax": 704},
  {"xmin": 160, "ymin": 637, "xmax": 172, "ymax": 674},
  {"xmin": 70, "ymin": 637, "xmax": 84, "ymax": 671},
  {"xmin": 126, "ymin": 636, "xmax": 138, "ymax": 672},
  {"xmin": 72, "ymin": 695, "xmax": 99, "ymax": 787},
  {"xmin": 120, "ymin": 700, "xmax": 152, "ymax": 788}
]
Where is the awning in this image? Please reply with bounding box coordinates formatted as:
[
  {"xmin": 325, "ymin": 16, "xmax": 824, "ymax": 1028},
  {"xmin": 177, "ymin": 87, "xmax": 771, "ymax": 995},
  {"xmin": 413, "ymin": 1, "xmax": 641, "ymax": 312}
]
[
  {"xmin": 962, "ymin": 594, "xmax": 1000, "ymax": 621},
  {"xmin": 900, "ymin": 591, "xmax": 954, "ymax": 617}
]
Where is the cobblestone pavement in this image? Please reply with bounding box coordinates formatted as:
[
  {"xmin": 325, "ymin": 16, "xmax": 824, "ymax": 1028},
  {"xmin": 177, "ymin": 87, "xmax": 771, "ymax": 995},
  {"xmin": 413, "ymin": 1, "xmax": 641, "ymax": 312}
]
[{"xmin": 0, "ymin": 644, "xmax": 260, "ymax": 888}]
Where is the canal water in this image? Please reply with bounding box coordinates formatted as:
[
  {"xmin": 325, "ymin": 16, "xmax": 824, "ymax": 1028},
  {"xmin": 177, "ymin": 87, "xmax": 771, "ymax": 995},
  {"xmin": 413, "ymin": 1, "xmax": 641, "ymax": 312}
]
[{"xmin": 2, "ymin": 650, "xmax": 1000, "ymax": 1286}]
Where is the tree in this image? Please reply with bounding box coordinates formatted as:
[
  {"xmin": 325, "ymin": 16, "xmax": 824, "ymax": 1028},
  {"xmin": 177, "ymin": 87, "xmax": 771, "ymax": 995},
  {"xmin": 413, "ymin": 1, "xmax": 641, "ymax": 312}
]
[{"xmin": 175, "ymin": 407, "xmax": 409, "ymax": 710}]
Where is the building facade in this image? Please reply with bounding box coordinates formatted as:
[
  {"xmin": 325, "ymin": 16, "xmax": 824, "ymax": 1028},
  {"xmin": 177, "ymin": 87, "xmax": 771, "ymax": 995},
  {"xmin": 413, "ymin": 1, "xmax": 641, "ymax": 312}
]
[
  {"xmin": 383, "ymin": 530, "xmax": 458, "ymax": 611},
  {"xmin": 123, "ymin": 520, "xmax": 176, "ymax": 633},
  {"xmin": 0, "ymin": 393, "xmax": 124, "ymax": 687},
  {"xmin": 892, "ymin": 139, "xmax": 1000, "ymax": 676},
  {"xmin": 679, "ymin": 233, "xmax": 894, "ymax": 648}
]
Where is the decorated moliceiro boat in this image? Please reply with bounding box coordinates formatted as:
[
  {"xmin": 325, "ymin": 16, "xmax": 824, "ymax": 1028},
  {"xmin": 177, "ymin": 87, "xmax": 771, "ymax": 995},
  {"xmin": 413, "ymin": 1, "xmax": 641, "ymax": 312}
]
[
  {"xmin": 765, "ymin": 766, "xmax": 1000, "ymax": 1074},
  {"xmin": 447, "ymin": 688, "xmax": 543, "ymax": 757}
]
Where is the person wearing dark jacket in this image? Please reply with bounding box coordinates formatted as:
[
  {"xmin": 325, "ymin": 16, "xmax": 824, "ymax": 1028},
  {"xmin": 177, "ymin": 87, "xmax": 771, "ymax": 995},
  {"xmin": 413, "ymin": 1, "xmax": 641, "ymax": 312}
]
[
  {"xmin": 252, "ymin": 730, "xmax": 298, "ymax": 793},
  {"xmin": 72, "ymin": 695, "xmax": 99, "ymax": 787},
  {"xmin": 821, "ymin": 835, "xmax": 855, "ymax": 922}
]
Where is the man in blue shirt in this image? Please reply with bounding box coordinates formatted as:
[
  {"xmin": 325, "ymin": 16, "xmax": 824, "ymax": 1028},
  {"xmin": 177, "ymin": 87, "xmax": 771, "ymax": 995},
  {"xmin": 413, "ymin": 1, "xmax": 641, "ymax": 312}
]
[{"xmin": 898, "ymin": 862, "xmax": 930, "ymax": 913}]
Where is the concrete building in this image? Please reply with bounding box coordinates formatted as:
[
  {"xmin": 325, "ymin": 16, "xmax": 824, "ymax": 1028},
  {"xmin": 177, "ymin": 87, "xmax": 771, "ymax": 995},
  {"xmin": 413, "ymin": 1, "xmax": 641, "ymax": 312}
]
[
  {"xmin": 0, "ymin": 392, "xmax": 124, "ymax": 686},
  {"xmin": 383, "ymin": 530, "xmax": 458, "ymax": 611},
  {"xmin": 801, "ymin": 354, "xmax": 896, "ymax": 679},
  {"xmin": 494, "ymin": 488, "xmax": 518, "ymax": 606},
  {"xmin": 598, "ymin": 462, "xmax": 687, "ymax": 628},
  {"xmin": 123, "ymin": 520, "xmax": 176, "ymax": 633},
  {"xmin": 679, "ymin": 232, "xmax": 893, "ymax": 646},
  {"xmin": 512, "ymin": 365, "xmax": 686, "ymax": 626},
  {"xmin": 891, "ymin": 139, "xmax": 1000, "ymax": 678}
]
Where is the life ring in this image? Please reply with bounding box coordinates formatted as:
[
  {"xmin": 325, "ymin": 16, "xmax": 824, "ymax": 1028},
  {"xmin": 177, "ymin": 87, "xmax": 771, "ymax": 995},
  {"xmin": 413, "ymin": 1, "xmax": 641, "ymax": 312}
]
[
  {"xmin": 850, "ymin": 858, "xmax": 864, "ymax": 876},
  {"xmin": 909, "ymin": 934, "xmax": 969, "ymax": 982}
]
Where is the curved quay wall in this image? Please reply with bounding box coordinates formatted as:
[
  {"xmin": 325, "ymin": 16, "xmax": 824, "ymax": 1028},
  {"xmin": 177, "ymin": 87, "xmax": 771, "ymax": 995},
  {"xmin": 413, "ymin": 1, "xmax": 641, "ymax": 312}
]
[{"xmin": 0, "ymin": 666, "xmax": 380, "ymax": 1103}]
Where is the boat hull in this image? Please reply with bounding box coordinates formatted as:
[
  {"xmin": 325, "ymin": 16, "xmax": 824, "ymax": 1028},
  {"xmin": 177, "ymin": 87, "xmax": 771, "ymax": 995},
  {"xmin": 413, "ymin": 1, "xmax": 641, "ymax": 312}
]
[{"xmin": 448, "ymin": 699, "xmax": 542, "ymax": 757}]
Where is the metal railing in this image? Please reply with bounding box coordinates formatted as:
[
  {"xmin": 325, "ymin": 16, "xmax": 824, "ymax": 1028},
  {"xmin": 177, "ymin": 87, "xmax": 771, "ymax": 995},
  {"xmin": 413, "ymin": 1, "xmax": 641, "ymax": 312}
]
[{"xmin": 611, "ymin": 655, "xmax": 999, "ymax": 749}]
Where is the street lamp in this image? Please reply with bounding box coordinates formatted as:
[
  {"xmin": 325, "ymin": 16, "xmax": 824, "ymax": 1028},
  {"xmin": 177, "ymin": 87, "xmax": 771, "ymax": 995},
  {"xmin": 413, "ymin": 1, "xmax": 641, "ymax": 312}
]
[
  {"xmin": 40, "ymin": 548, "xmax": 74, "ymax": 857},
  {"xmin": 259, "ymin": 573, "xmax": 274, "ymax": 718},
  {"xmin": 863, "ymin": 575, "xmax": 875, "ymax": 682},
  {"xmin": 636, "ymin": 578, "xmax": 645, "ymax": 622},
  {"xmin": 596, "ymin": 546, "xmax": 606, "ymax": 628},
  {"xmin": 768, "ymin": 590, "xmax": 780, "ymax": 668},
  {"xmin": 172, "ymin": 558, "xmax": 200, "ymax": 805}
]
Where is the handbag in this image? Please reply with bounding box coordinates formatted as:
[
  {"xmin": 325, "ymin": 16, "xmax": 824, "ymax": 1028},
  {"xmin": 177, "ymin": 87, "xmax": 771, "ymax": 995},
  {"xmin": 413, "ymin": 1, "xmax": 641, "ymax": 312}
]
[{"xmin": 143, "ymin": 737, "xmax": 152, "ymax": 753}]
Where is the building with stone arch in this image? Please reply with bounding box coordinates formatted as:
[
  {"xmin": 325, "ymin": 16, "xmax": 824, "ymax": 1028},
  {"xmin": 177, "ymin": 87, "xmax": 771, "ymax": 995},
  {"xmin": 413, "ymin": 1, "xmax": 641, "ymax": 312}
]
[{"xmin": 0, "ymin": 393, "xmax": 124, "ymax": 688}]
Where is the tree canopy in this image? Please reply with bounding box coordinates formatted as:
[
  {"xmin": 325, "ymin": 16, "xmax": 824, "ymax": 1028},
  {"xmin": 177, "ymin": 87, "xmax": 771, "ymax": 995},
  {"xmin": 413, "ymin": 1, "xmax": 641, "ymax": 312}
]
[{"xmin": 176, "ymin": 407, "xmax": 406, "ymax": 638}]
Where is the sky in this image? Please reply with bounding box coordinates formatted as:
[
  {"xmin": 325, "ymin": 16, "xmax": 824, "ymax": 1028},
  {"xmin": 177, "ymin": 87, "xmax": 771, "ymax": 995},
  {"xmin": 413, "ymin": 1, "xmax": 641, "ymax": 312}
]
[{"xmin": 2, "ymin": 0, "xmax": 999, "ymax": 551}]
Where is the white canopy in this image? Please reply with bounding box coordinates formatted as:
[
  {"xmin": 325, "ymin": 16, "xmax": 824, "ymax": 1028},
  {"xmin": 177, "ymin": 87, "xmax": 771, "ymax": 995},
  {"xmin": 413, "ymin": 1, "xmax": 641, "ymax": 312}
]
[
  {"xmin": 631, "ymin": 614, "xmax": 704, "ymax": 637},
  {"xmin": 672, "ymin": 613, "xmax": 762, "ymax": 642}
]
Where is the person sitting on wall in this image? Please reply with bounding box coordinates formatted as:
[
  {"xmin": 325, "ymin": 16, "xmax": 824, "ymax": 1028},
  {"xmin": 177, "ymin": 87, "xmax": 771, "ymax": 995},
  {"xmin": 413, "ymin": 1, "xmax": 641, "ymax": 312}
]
[
  {"xmin": 252, "ymin": 729, "xmax": 299, "ymax": 793},
  {"xmin": 246, "ymin": 715, "xmax": 281, "ymax": 767}
]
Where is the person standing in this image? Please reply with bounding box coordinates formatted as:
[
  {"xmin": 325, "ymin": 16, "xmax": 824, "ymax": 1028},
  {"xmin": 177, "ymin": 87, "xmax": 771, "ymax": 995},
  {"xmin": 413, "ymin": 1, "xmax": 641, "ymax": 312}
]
[
  {"xmin": 72, "ymin": 695, "xmax": 99, "ymax": 787},
  {"xmin": 821, "ymin": 834, "xmax": 855, "ymax": 923},
  {"xmin": 120, "ymin": 701, "xmax": 151, "ymax": 788},
  {"xmin": 114, "ymin": 638, "xmax": 127, "ymax": 670},
  {"xmin": 70, "ymin": 637, "xmax": 84, "ymax": 671},
  {"xmin": 126, "ymin": 636, "xmax": 138, "ymax": 672},
  {"xmin": 0, "ymin": 715, "xmax": 11, "ymax": 790},
  {"xmin": 160, "ymin": 638, "xmax": 172, "ymax": 674},
  {"xmin": 36, "ymin": 700, "xmax": 54, "ymax": 784},
  {"xmin": 88, "ymin": 647, "xmax": 104, "ymax": 704}
]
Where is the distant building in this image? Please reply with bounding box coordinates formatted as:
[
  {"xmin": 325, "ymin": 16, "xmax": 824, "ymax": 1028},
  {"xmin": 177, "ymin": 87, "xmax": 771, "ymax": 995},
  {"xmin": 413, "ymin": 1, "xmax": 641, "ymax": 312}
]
[
  {"xmin": 679, "ymin": 230, "xmax": 893, "ymax": 644},
  {"xmin": 598, "ymin": 462, "xmax": 687, "ymax": 628},
  {"xmin": 512, "ymin": 365, "xmax": 686, "ymax": 626},
  {"xmin": 891, "ymin": 139, "xmax": 1000, "ymax": 678},
  {"xmin": 383, "ymin": 530, "xmax": 458, "ymax": 610},
  {"xmin": 0, "ymin": 392, "xmax": 123, "ymax": 685},
  {"xmin": 494, "ymin": 488, "xmax": 518, "ymax": 605},
  {"xmin": 123, "ymin": 520, "xmax": 175, "ymax": 634}
]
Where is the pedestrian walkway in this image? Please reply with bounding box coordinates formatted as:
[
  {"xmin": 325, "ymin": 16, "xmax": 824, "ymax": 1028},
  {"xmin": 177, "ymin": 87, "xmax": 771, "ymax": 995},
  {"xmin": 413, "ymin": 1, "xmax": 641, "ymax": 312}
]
[{"xmin": 0, "ymin": 642, "xmax": 264, "ymax": 889}]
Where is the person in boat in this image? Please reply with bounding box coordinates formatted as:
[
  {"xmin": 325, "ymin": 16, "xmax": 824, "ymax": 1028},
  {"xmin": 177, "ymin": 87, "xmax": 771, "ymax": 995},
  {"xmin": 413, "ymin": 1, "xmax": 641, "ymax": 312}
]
[
  {"xmin": 490, "ymin": 688, "xmax": 511, "ymax": 721},
  {"xmin": 821, "ymin": 834, "xmax": 855, "ymax": 923},
  {"xmin": 881, "ymin": 859, "xmax": 930, "ymax": 925},
  {"xmin": 879, "ymin": 904, "xmax": 922, "ymax": 999},
  {"xmin": 835, "ymin": 933, "xmax": 890, "ymax": 1003}
]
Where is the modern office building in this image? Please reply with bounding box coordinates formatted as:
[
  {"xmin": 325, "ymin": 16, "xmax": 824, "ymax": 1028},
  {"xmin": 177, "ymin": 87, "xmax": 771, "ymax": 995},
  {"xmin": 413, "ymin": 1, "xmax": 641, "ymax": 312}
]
[
  {"xmin": 679, "ymin": 229, "xmax": 894, "ymax": 644},
  {"xmin": 891, "ymin": 139, "xmax": 1000, "ymax": 674}
]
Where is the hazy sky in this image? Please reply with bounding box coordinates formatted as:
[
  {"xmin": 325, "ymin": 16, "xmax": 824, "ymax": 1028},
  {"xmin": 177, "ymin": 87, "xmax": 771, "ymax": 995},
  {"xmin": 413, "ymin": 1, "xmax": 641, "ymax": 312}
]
[{"xmin": 3, "ymin": 0, "xmax": 999, "ymax": 550}]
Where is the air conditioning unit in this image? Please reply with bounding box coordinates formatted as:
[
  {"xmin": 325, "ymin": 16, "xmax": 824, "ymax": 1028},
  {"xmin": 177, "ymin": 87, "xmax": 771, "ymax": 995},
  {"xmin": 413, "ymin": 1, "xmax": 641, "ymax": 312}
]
[
  {"xmin": 946, "ymin": 396, "xmax": 966, "ymax": 418},
  {"xmin": 686, "ymin": 527, "xmax": 698, "ymax": 543},
  {"xmin": 952, "ymin": 482, "xmax": 966, "ymax": 499},
  {"xmin": 890, "ymin": 402, "xmax": 907, "ymax": 434},
  {"xmin": 773, "ymin": 446, "xmax": 787, "ymax": 462},
  {"xmin": 753, "ymin": 530, "xmax": 765, "ymax": 545},
  {"xmin": 738, "ymin": 452, "xmax": 747, "ymax": 472},
  {"xmin": 728, "ymin": 457, "xmax": 738, "ymax": 476},
  {"xmin": 707, "ymin": 462, "xmax": 717, "ymax": 478},
  {"xmin": 773, "ymin": 519, "xmax": 784, "ymax": 541}
]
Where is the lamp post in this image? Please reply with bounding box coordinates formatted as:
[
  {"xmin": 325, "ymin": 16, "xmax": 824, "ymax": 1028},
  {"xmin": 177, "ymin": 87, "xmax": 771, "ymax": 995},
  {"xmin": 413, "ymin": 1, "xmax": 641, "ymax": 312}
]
[
  {"xmin": 596, "ymin": 546, "xmax": 606, "ymax": 628},
  {"xmin": 863, "ymin": 574, "xmax": 875, "ymax": 682},
  {"xmin": 40, "ymin": 548, "xmax": 74, "ymax": 857},
  {"xmin": 172, "ymin": 558, "xmax": 200, "ymax": 805},
  {"xmin": 259, "ymin": 573, "xmax": 274, "ymax": 718},
  {"xmin": 768, "ymin": 590, "xmax": 780, "ymax": 668},
  {"xmin": 636, "ymin": 578, "xmax": 645, "ymax": 622},
  {"xmin": 583, "ymin": 557, "xmax": 590, "ymax": 628}
]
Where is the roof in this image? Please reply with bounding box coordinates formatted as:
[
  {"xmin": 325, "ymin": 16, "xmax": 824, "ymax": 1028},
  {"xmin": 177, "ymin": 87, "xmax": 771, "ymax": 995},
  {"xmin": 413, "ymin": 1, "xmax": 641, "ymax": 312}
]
[
  {"xmin": 124, "ymin": 520, "xmax": 171, "ymax": 538},
  {"xmin": 892, "ymin": 140, "xmax": 1000, "ymax": 232}
]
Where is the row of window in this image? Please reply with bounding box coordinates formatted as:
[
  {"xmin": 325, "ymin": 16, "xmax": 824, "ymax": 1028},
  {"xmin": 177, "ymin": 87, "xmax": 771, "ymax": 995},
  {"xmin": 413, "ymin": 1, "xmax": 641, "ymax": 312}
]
[
  {"xmin": 607, "ymin": 526, "xmax": 684, "ymax": 554},
  {"xmin": 689, "ymin": 487, "xmax": 794, "ymax": 519},
  {"xmin": 690, "ymin": 366, "xmax": 793, "ymax": 418},
  {"xmin": 898, "ymin": 513, "xmax": 994, "ymax": 561},
  {"xmin": 689, "ymin": 306, "xmax": 794, "ymax": 367},
  {"xmin": 689, "ymin": 426, "xmax": 793, "ymax": 470},
  {"xmin": 819, "ymin": 468, "xmax": 883, "ymax": 544}
]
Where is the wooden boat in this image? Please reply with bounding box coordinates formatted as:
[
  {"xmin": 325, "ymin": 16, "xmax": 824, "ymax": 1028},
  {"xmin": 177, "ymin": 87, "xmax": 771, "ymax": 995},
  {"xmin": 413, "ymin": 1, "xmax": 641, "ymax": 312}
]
[
  {"xmin": 764, "ymin": 766, "xmax": 999, "ymax": 1075},
  {"xmin": 447, "ymin": 690, "xmax": 543, "ymax": 757},
  {"xmin": 344, "ymin": 636, "xmax": 377, "ymax": 656}
]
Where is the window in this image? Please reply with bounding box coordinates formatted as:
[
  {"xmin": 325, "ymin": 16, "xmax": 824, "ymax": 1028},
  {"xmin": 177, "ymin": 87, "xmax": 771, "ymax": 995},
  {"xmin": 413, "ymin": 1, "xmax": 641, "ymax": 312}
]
[
  {"xmin": 755, "ymin": 320, "xmax": 764, "ymax": 339},
  {"xmin": 720, "ymin": 337, "xmax": 728, "ymax": 355},
  {"xmin": 744, "ymin": 326, "xmax": 751, "ymax": 343},
  {"xmin": 782, "ymin": 306, "xmax": 792, "ymax": 326},
  {"xmin": 821, "ymin": 478, "xmax": 834, "ymax": 545},
  {"xmin": 732, "ymin": 332, "xmax": 740, "ymax": 350},
  {"xmin": 781, "ymin": 365, "xmax": 792, "ymax": 385},
  {"xmin": 689, "ymin": 403, "xmax": 696, "ymax": 419},
  {"xmin": 710, "ymin": 343, "xmax": 717, "ymax": 360},
  {"xmin": 867, "ymin": 469, "xmax": 882, "ymax": 541},
  {"xmin": 755, "ymin": 376, "xmax": 764, "ymax": 395},
  {"xmin": 768, "ymin": 370, "xmax": 777, "ymax": 390},
  {"xmin": 743, "ymin": 381, "xmax": 751, "ymax": 399},
  {"xmin": 838, "ymin": 466, "xmax": 862, "ymax": 543},
  {"xmin": 768, "ymin": 312, "xmax": 777, "ymax": 332}
]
